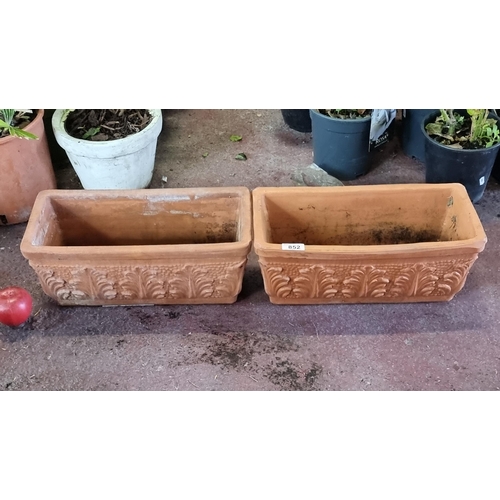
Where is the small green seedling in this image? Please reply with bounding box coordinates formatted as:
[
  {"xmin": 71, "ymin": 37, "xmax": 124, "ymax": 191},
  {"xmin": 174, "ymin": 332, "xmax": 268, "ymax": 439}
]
[{"xmin": 0, "ymin": 109, "xmax": 38, "ymax": 140}]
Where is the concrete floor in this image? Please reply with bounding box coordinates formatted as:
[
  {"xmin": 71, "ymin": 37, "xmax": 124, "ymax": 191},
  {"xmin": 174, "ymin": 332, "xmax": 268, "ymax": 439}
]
[{"xmin": 1, "ymin": 109, "xmax": 500, "ymax": 391}]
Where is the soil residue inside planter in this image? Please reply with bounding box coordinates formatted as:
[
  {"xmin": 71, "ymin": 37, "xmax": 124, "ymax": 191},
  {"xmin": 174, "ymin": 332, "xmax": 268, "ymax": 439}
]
[
  {"xmin": 275, "ymin": 225, "xmax": 442, "ymax": 246},
  {"xmin": 65, "ymin": 109, "xmax": 153, "ymax": 141}
]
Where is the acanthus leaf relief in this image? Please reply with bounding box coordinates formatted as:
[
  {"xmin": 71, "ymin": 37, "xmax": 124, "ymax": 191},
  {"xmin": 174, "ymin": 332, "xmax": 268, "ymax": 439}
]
[
  {"xmin": 118, "ymin": 266, "xmax": 167, "ymax": 300},
  {"xmin": 69, "ymin": 268, "xmax": 117, "ymax": 300},
  {"xmin": 436, "ymin": 260, "xmax": 474, "ymax": 295},
  {"xmin": 264, "ymin": 266, "xmax": 293, "ymax": 298},
  {"xmin": 390, "ymin": 263, "xmax": 439, "ymax": 297},
  {"xmin": 31, "ymin": 260, "xmax": 248, "ymax": 303},
  {"xmin": 213, "ymin": 260, "xmax": 246, "ymax": 298},
  {"xmin": 342, "ymin": 266, "xmax": 390, "ymax": 298},
  {"xmin": 36, "ymin": 267, "xmax": 75, "ymax": 301},
  {"xmin": 292, "ymin": 265, "xmax": 339, "ymax": 299},
  {"xmin": 169, "ymin": 265, "xmax": 215, "ymax": 299}
]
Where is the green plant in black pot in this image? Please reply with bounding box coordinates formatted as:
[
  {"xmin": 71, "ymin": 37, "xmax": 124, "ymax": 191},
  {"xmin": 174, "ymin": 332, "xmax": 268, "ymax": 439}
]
[
  {"xmin": 423, "ymin": 109, "xmax": 500, "ymax": 202},
  {"xmin": 425, "ymin": 109, "xmax": 500, "ymax": 149}
]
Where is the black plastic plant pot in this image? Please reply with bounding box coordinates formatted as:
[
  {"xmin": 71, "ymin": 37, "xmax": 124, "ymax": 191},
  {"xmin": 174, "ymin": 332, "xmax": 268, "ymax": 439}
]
[
  {"xmin": 309, "ymin": 109, "xmax": 371, "ymax": 180},
  {"xmin": 281, "ymin": 110, "xmax": 312, "ymax": 133},
  {"xmin": 492, "ymin": 152, "xmax": 500, "ymax": 182},
  {"xmin": 401, "ymin": 109, "xmax": 437, "ymax": 162},
  {"xmin": 422, "ymin": 110, "xmax": 500, "ymax": 203},
  {"xmin": 491, "ymin": 110, "xmax": 500, "ymax": 182}
]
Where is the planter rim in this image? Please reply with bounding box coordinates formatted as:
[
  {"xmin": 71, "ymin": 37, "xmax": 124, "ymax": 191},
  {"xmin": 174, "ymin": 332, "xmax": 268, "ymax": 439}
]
[
  {"xmin": 51, "ymin": 108, "xmax": 162, "ymax": 158},
  {"xmin": 421, "ymin": 110, "xmax": 500, "ymax": 154},
  {"xmin": 309, "ymin": 109, "xmax": 372, "ymax": 123},
  {"xmin": 21, "ymin": 187, "xmax": 253, "ymax": 261},
  {"xmin": 252, "ymin": 184, "xmax": 487, "ymax": 257},
  {"xmin": 0, "ymin": 109, "xmax": 44, "ymax": 146}
]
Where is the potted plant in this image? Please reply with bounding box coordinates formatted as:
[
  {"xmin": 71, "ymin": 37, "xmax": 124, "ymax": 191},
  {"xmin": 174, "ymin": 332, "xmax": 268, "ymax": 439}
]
[
  {"xmin": 0, "ymin": 109, "xmax": 57, "ymax": 225},
  {"xmin": 309, "ymin": 109, "xmax": 372, "ymax": 180},
  {"xmin": 52, "ymin": 109, "xmax": 163, "ymax": 189},
  {"xmin": 423, "ymin": 109, "xmax": 500, "ymax": 202}
]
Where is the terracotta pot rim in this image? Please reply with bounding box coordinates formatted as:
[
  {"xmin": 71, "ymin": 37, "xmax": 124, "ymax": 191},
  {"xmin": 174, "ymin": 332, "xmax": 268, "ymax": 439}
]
[
  {"xmin": 0, "ymin": 109, "xmax": 44, "ymax": 146},
  {"xmin": 21, "ymin": 187, "xmax": 253, "ymax": 260}
]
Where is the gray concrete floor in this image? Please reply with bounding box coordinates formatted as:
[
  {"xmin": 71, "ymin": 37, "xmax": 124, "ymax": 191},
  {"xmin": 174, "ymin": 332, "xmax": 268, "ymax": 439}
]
[{"xmin": 1, "ymin": 109, "xmax": 500, "ymax": 391}]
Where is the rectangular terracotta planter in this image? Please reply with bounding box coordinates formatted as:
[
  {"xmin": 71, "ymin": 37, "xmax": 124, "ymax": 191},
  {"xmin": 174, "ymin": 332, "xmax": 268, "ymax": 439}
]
[
  {"xmin": 253, "ymin": 184, "xmax": 487, "ymax": 304},
  {"xmin": 21, "ymin": 188, "xmax": 252, "ymax": 306}
]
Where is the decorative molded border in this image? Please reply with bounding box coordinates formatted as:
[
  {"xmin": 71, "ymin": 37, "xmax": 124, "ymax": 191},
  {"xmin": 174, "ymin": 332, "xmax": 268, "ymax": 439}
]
[
  {"xmin": 260, "ymin": 257, "xmax": 478, "ymax": 301},
  {"xmin": 31, "ymin": 260, "xmax": 247, "ymax": 303}
]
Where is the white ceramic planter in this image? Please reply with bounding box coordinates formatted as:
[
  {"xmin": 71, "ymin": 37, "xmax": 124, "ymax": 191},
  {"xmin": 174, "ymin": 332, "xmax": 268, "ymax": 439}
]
[{"xmin": 52, "ymin": 109, "xmax": 163, "ymax": 189}]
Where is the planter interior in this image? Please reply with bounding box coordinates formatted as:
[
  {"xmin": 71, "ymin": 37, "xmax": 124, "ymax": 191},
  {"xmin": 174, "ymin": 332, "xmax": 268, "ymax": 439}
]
[
  {"xmin": 21, "ymin": 188, "xmax": 252, "ymax": 305},
  {"xmin": 253, "ymin": 184, "xmax": 486, "ymax": 304}
]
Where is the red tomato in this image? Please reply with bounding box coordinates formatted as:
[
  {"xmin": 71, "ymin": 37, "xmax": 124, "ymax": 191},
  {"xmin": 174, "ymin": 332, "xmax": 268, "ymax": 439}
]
[{"xmin": 0, "ymin": 287, "xmax": 33, "ymax": 327}]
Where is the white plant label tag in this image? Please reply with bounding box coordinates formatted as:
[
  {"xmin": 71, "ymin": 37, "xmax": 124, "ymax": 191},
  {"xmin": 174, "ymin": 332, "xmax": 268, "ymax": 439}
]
[
  {"xmin": 282, "ymin": 243, "xmax": 305, "ymax": 251},
  {"xmin": 479, "ymin": 176, "xmax": 485, "ymax": 186},
  {"xmin": 369, "ymin": 109, "xmax": 397, "ymax": 151}
]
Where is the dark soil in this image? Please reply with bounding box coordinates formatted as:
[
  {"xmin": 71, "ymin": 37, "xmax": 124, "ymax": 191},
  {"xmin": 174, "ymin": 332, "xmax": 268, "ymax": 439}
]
[
  {"xmin": 277, "ymin": 226, "xmax": 442, "ymax": 246},
  {"xmin": 317, "ymin": 109, "xmax": 371, "ymax": 119},
  {"xmin": 427, "ymin": 112, "xmax": 499, "ymax": 150},
  {"xmin": 65, "ymin": 109, "xmax": 153, "ymax": 141}
]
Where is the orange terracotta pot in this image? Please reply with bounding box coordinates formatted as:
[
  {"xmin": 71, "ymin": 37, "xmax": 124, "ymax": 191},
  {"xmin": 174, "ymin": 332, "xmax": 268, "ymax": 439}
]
[
  {"xmin": 253, "ymin": 184, "xmax": 487, "ymax": 304},
  {"xmin": 21, "ymin": 187, "xmax": 252, "ymax": 306},
  {"xmin": 0, "ymin": 109, "xmax": 56, "ymax": 225}
]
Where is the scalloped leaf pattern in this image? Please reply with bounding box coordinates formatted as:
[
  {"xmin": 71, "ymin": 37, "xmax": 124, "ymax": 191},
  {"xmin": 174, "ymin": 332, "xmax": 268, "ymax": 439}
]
[
  {"xmin": 260, "ymin": 258, "xmax": 477, "ymax": 301},
  {"xmin": 293, "ymin": 266, "xmax": 339, "ymax": 299},
  {"xmin": 263, "ymin": 267, "xmax": 293, "ymax": 298},
  {"xmin": 32, "ymin": 261, "xmax": 246, "ymax": 303},
  {"xmin": 390, "ymin": 263, "xmax": 439, "ymax": 297},
  {"xmin": 342, "ymin": 266, "xmax": 390, "ymax": 298}
]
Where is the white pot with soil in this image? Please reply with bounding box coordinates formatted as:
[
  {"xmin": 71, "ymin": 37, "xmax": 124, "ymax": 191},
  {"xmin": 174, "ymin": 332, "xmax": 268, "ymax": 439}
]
[{"xmin": 52, "ymin": 109, "xmax": 163, "ymax": 189}]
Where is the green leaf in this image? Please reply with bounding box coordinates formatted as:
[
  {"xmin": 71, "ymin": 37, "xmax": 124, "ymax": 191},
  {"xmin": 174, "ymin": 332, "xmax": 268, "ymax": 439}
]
[
  {"xmin": 0, "ymin": 110, "xmax": 15, "ymax": 125},
  {"xmin": 9, "ymin": 128, "xmax": 38, "ymax": 140},
  {"xmin": 0, "ymin": 118, "xmax": 38, "ymax": 139},
  {"xmin": 202, "ymin": 152, "xmax": 209, "ymax": 158},
  {"xmin": 82, "ymin": 127, "xmax": 100, "ymax": 139},
  {"xmin": 235, "ymin": 153, "xmax": 247, "ymax": 160},
  {"xmin": 230, "ymin": 135, "xmax": 242, "ymax": 142},
  {"xmin": 62, "ymin": 109, "xmax": 75, "ymax": 121}
]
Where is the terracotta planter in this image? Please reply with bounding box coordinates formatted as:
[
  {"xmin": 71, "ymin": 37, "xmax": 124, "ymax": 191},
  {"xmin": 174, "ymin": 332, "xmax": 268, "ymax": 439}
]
[
  {"xmin": 0, "ymin": 109, "xmax": 56, "ymax": 225},
  {"xmin": 20, "ymin": 187, "xmax": 252, "ymax": 306},
  {"xmin": 253, "ymin": 184, "xmax": 486, "ymax": 304}
]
